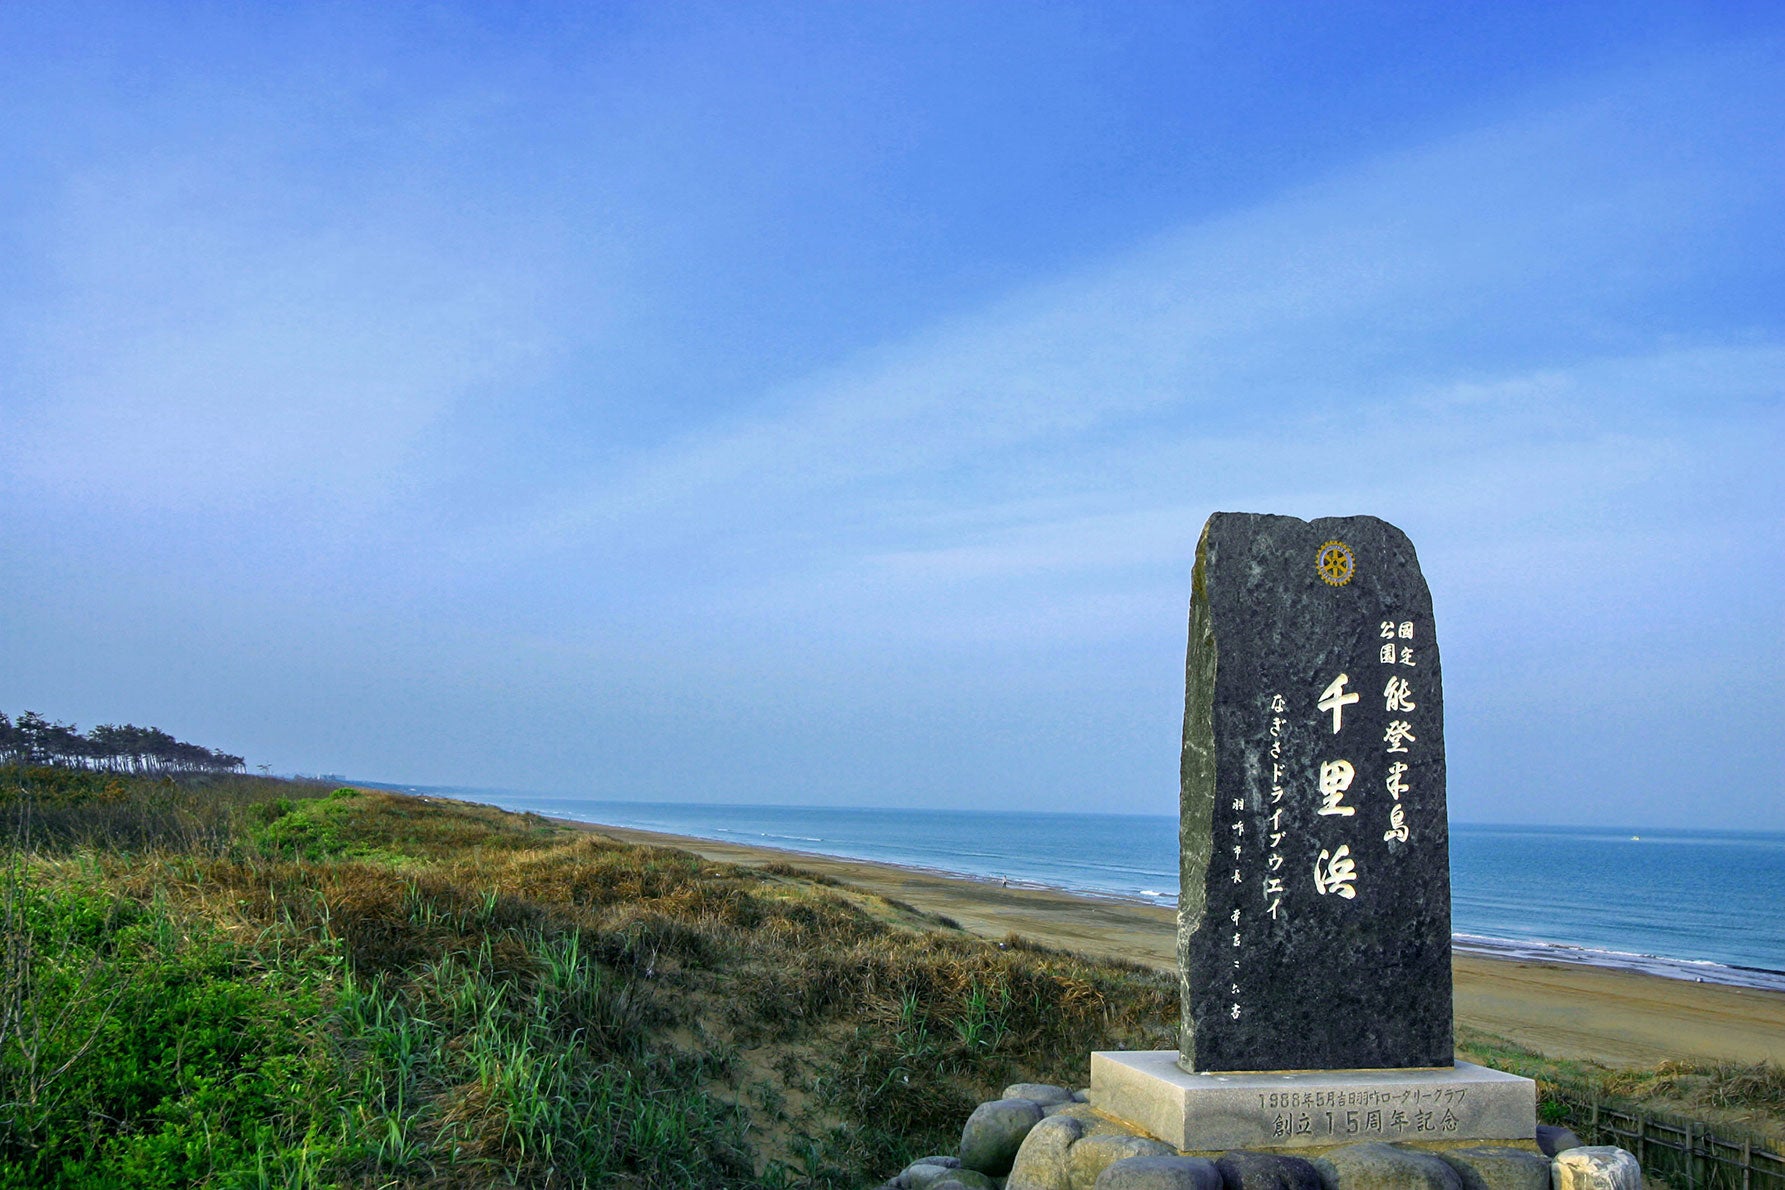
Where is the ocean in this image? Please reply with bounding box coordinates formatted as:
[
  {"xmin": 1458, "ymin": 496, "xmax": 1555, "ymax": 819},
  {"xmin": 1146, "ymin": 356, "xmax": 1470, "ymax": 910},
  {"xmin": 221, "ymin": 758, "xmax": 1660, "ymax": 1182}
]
[{"xmin": 412, "ymin": 790, "xmax": 1785, "ymax": 994}]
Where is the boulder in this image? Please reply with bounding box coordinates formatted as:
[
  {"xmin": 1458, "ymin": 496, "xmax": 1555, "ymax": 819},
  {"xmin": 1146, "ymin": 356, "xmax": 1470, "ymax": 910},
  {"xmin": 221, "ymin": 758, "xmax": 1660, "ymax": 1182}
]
[
  {"xmin": 1436, "ymin": 1146, "xmax": 1551, "ymax": 1190},
  {"xmin": 1068, "ymin": 1134, "xmax": 1176, "ymax": 1189},
  {"xmin": 1312, "ymin": 1141, "xmax": 1464, "ymax": 1190},
  {"xmin": 1215, "ymin": 1150, "xmax": 1324, "ymax": 1190},
  {"xmin": 1094, "ymin": 1154, "xmax": 1224, "ymax": 1190},
  {"xmin": 1537, "ymin": 1125, "xmax": 1585, "ymax": 1157},
  {"xmin": 933, "ymin": 1172, "xmax": 997, "ymax": 1190},
  {"xmin": 900, "ymin": 1156, "xmax": 965, "ymax": 1189},
  {"xmin": 1553, "ymin": 1146, "xmax": 1642, "ymax": 1190},
  {"xmin": 1006, "ymin": 1082, "xmax": 1077, "ymax": 1107},
  {"xmin": 1007, "ymin": 1114, "xmax": 1086, "ymax": 1190},
  {"xmin": 961, "ymin": 1097, "xmax": 1048, "ymax": 1176}
]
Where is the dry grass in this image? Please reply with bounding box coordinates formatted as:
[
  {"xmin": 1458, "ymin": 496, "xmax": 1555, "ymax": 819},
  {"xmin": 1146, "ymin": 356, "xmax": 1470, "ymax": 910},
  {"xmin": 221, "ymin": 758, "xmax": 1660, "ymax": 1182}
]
[
  {"xmin": 0, "ymin": 764, "xmax": 320, "ymax": 854},
  {"xmin": 4, "ymin": 778, "xmax": 1178, "ymax": 1186},
  {"xmin": 14, "ymin": 772, "xmax": 1777, "ymax": 1186},
  {"xmin": 1458, "ymin": 1024, "xmax": 1785, "ymax": 1148}
]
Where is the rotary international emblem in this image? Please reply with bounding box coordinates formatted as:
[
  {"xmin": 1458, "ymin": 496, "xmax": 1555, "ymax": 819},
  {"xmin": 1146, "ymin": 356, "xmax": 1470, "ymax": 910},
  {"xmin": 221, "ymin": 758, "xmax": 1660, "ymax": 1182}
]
[{"xmin": 1316, "ymin": 540, "xmax": 1355, "ymax": 587}]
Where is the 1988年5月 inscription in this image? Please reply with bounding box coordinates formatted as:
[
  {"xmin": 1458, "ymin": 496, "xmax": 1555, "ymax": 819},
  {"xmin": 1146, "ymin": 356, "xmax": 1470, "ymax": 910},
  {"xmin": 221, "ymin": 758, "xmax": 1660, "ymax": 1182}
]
[{"xmin": 1259, "ymin": 1086, "xmax": 1470, "ymax": 1141}]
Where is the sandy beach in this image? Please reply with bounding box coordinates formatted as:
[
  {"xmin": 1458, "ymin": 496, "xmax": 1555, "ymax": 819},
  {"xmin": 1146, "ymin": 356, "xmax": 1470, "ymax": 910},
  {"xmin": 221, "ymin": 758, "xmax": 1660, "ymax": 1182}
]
[{"xmin": 574, "ymin": 820, "xmax": 1785, "ymax": 1070}]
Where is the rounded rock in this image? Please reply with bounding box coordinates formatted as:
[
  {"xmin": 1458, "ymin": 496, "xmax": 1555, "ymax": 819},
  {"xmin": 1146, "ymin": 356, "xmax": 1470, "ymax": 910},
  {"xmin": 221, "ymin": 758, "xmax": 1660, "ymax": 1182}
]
[
  {"xmin": 902, "ymin": 1158, "xmax": 966, "ymax": 1190},
  {"xmin": 1069, "ymin": 1134, "xmax": 1176, "ymax": 1189},
  {"xmin": 1006, "ymin": 1082, "xmax": 1077, "ymax": 1106},
  {"xmin": 1007, "ymin": 1113, "xmax": 1086, "ymax": 1190},
  {"xmin": 1216, "ymin": 1149, "xmax": 1324, "ymax": 1190},
  {"xmin": 1553, "ymin": 1146, "xmax": 1642, "ymax": 1190},
  {"xmin": 960, "ymin": 1097, "xmax": 1048, "ymax": 1176},
  {"xmin": 1095, "ymin": 1154, "xmax": 1224, "ymax": 1190},
  {"xmin": 1312, "ymin": 1141, "xmax": 1464, "ymax": 1190},
  {"xmin": 934, "ymin": 1172, "xmax": 997, "ymax": 1190},
  {"xmin": 1537, "ymin": 1125, "xmax": 1586, "ymax": 1157},
  {"xmin": 1437, "ymin": 1145, "xmax": 1551, "ymax": 1190}
]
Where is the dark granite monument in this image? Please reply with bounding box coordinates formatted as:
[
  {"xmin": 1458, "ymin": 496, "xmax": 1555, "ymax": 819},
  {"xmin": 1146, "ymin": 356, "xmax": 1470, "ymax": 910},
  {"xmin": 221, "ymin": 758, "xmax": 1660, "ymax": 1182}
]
[
  {"xmin": 1090, "ymin": 513, "xmax": 1533, "ymax": 1150},
  {"xmin": 1177, "ymin": 512, "xmax": 1452, "ymax": 1072}
]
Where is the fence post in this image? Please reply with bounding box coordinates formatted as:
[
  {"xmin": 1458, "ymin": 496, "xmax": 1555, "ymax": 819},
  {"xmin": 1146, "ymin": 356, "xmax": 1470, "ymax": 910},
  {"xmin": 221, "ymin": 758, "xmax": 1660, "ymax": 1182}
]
[{"xmin": 1559, "ymin": 1097, "xmax": 1785, "ymax": 1190}]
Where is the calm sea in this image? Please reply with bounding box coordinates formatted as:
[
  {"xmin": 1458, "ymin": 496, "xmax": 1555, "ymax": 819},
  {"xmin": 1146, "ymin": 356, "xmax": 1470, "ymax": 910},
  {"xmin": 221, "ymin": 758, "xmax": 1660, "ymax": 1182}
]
[{"xmin": 405, "ymin": 790, "xmax": 1785, "ymax": 993}]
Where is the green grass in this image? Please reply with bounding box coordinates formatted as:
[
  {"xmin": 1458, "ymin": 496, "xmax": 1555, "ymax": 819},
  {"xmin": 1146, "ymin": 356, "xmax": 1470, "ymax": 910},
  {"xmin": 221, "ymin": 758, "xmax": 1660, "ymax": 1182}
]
[
  {"xmin": 1, "ymin": 770, "xmax": 1177, "ymax": 1187},
  {"xmin": 14, "ymin": 766, "xmax": 1772, "ymax": 1187},
  {"xmin": 0, "ymin": 864, "xmax": 344, "ymax": 1188}
]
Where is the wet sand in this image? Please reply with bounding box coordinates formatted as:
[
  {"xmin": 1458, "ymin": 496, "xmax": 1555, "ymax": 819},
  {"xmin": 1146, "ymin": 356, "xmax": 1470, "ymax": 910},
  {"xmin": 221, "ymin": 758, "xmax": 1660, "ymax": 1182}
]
[{"xmin": 575, "ymin": 821, "xmax": 1785, "ymax": 1069}]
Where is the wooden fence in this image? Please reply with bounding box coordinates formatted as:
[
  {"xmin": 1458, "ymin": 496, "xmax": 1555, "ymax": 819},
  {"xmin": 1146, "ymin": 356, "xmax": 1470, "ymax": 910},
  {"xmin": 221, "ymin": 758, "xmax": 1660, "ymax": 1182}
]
[{"xmin": 1550, "ymin": 1093, "xmax": 1784, "ymax": 1190}]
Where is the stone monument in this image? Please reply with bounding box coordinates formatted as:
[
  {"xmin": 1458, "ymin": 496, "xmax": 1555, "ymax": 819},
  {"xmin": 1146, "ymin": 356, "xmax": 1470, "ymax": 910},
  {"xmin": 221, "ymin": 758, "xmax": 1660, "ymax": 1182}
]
[{"xmin": 1091, "ymin": 512, "xmax": 1536, "ymax": 1151}]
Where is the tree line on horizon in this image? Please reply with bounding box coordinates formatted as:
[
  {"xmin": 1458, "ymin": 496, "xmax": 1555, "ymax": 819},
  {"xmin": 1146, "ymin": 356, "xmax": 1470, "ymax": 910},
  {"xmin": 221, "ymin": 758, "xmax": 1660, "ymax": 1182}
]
[{"xmin": 0, "ymin": 710, "xmax": 245, "ymax": 775}]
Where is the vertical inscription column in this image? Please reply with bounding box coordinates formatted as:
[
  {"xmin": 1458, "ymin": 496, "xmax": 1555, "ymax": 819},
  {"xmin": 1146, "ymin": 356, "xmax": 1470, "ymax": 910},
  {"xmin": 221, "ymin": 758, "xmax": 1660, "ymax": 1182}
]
[{"xmin": 1178, "ymin": 513, "xmax": 1453, "ymax": 1074}]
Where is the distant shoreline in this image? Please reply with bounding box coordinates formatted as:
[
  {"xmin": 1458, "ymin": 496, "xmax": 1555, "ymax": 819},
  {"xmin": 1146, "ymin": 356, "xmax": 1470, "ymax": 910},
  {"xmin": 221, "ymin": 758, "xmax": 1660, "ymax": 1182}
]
[
  {"xmin": 363, "ymin": 783, "xmax": 1785, "ymax": 995},
  {"xmin": 1452, "ymin": 933, "xmax": 1785, "ymax": 994},
  {"xmin": 517, "ymin": 800, "xmax": 1785, "ymax": 995},
  {"xmin": 355, "ymin": 784, "xmax": 1785, "ymax": 840},
  {"xmin": 529, "ymin": 809, "xmax": 1785, "ymax": 1069}
]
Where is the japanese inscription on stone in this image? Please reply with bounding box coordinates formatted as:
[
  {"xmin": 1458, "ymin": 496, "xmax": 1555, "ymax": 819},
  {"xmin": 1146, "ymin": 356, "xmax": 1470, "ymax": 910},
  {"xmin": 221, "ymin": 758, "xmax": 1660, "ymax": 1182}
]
[
  {"xmin": 1261, "ymin": 1084, "xmax": 1468, "ymax": 1142},
  {"xmin": 1178, "ymin": 513, "xmax": 1453, "ymax": 1073}
]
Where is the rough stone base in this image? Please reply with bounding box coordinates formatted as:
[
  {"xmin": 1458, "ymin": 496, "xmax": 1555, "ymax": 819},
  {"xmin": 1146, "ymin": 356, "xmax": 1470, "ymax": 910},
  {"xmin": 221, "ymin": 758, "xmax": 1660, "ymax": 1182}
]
[{"xmin": 1090, "ymin": 1053, "xmax": 1536, "ymax": 1153}]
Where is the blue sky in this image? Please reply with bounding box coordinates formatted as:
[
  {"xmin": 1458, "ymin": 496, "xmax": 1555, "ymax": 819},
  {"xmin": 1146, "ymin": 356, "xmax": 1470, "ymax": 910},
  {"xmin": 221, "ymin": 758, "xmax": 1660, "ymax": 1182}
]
[{"xmin": 1, "ymin": 3, "xmax": 1779, "ymax": 829}]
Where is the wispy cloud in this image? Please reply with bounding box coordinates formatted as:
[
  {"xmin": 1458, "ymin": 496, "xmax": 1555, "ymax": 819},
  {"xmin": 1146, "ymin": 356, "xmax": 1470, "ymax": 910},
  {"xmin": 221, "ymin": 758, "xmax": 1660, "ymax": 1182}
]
[
  {"xmin": 4, "ymin": 178, "xmax": 552, "ymax": 517},
  {"xmin": 487, "ymin": 39, "xmax": 1782, "ymax": 602},
  {"xmin": 1, "ymin": 14, "xmax": 1777, "ymax": 822}
]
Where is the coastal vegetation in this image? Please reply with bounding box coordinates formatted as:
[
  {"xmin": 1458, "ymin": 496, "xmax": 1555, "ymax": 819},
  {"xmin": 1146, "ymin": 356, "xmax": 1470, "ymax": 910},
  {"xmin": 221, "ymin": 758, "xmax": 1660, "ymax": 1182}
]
[
  {"xmin": 1457, "ymin": 1025, "xmax": 1785, "ymax": 1147},
  {"xmin": 3, "ymin": 760, "xmax": 1779, "ymax": 1186},
  {"xmin": 0, "ymin": 711, "xmax": 244, "ymax": 775},
  {"xmin": 1, "ymin": 766, "xmax": 1176, "ymax": 1186}
]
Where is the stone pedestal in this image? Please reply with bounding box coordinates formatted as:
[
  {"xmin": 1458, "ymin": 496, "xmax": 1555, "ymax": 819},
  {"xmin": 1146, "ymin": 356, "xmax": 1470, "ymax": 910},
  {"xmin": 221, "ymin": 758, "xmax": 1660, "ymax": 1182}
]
[{"xmin": 1090, "ymin": 1052, "xmax": 1535, "ymax": 1153}]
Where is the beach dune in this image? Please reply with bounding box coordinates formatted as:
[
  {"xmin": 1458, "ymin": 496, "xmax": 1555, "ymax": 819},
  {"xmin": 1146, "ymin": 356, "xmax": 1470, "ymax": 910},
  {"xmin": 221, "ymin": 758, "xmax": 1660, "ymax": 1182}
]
[{"xmin": 580, "ymin": 822, "xmax": 1785, "ymax": 1069}]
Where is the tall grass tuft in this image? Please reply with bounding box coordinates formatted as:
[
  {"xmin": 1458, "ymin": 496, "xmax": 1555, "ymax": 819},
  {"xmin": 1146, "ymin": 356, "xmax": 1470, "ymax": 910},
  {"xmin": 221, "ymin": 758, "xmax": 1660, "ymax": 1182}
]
[{"xmin": 0, "ymin": 774, "xmax": 1187, "ymax": 1185}]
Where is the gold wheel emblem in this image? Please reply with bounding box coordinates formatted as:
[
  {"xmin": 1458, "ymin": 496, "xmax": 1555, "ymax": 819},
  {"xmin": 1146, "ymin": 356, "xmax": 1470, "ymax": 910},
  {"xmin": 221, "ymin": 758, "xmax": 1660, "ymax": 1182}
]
[{"xmin": 1316, "ymin": 540, "xmax": 1355, "ymax": 587}]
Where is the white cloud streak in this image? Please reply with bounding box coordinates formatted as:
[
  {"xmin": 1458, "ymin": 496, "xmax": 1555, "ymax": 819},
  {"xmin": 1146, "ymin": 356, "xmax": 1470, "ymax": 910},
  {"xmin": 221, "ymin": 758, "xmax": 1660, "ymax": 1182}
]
[{"xmin": 483, "ymin": 41, "xmax": 1782, "ymax": 624}]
